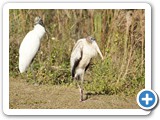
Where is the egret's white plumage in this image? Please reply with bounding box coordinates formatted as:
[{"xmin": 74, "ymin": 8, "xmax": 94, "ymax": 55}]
[
  {"xmin": 70, "ymin": 36, "xmax": 104, "ymax": 101},
  {"xmin": 19, "ymin": 17, "xmax": 46, "ymax": 73}
]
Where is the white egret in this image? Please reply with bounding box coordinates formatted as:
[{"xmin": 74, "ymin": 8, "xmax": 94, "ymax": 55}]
[
  {"xmin": 70, "ymin": 36, "xmax": 104, "ymax": 101},
  {"xmin": 19, "ymin": 16, "xmax": 46, "ymax": 79}
]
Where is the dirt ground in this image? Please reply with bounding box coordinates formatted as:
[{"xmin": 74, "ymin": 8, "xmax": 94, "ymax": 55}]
[{"xmin": 9, "ymin": 77, "xmax": 139, "ymax": 109}]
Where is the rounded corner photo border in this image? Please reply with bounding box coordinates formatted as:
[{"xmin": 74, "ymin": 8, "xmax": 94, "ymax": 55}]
[{"xmin": 3, "ymin": 3, "xmax": 151, "ymax": 115}]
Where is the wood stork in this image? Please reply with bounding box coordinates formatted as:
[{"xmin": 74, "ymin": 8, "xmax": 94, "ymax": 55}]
[
  {"xmin": 70, "ymin": 36, "xmax": 104, "ymax": 101},
  {"xmin": 19, "ymin": 16, "xmax": 46, "ymax": 76}
]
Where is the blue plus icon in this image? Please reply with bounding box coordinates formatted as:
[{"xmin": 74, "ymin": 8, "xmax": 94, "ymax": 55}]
[
  {"xmin": 137, "ymin": 89, "xmax": 158, "ymax": 110},
  {"xmin": 142, "ymin": 93, "xmax": 153, "ymax": 105}
]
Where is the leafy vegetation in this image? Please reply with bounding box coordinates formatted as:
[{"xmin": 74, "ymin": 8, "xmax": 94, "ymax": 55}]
[{"xmin": 9, "ymin": 9, "xmax": 145, "ymax": 96}]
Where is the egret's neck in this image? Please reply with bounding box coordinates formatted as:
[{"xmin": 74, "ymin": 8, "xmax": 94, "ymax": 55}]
[{"xmin": 33, "ymin": 24, "xmax": 46, "ymax": 39}]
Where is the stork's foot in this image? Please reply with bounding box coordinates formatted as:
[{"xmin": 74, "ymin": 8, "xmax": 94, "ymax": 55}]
[
  {"xmin": 79, "ymin": 99, "xmax": 86, "ymax": 102},
  {"xmin": 79, "ymin": 96, "xmax": 83, "ymax": 102},
  {"xmin": 79, "ymin": 95, "xmax": 88, "ymax": 102}
]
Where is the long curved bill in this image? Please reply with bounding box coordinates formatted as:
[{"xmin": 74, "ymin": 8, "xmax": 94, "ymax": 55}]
[{"xmin": 94, "ymin": 41, "xmax": 104, "ymax": 61}]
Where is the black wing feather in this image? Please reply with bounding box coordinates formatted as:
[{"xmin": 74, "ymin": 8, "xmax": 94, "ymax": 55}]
[{"xmin": 71, "ymin": 50, "xmax": 83, "ymax": 78}]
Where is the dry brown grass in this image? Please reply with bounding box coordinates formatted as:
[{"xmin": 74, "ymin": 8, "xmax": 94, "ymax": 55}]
[{"xmin": 10, "ymin": 77, "xmax": 139, "ymax": 109}]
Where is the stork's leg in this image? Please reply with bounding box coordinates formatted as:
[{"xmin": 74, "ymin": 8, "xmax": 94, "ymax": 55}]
[
  {"xmin": 78, "ymin": 82, "xmax": 83, "ymax": 102},
  {"xmin": 78, "ymin": 73, "xmax": 84, "ymax": 102},
  {"xmin": 25, "ymin": 71, "xmax": 29, "ymax": 82},
  {"xmin": 30, "ymin": 63, "xmax": 37, "ymax": 85}
]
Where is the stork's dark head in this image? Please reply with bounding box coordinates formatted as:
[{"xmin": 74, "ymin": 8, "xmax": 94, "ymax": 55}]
[
  {"xmin": 86, "ymin": 36, "xmax": 96, "ymax": 43},
  {"xmin": 34, "ymin": 16, "xmax": 44, "ymax": 27}
]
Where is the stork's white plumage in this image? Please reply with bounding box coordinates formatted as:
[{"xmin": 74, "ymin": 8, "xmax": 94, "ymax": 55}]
[
  {"xmin": 70, "ymin": 36, "xmax": 104, "ymax": 101},
  {"xmin": 19, "ymin": 16, "xmax": 46, "ymax": 73}
]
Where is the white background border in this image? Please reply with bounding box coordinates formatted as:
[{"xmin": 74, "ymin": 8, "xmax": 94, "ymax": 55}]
[{"xmin": 2, "ymin": 2, "xmax": 151, "ymax": 116}]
